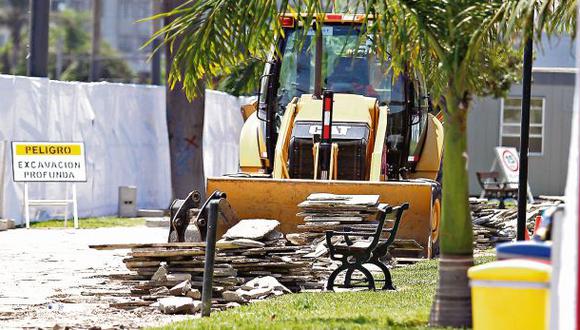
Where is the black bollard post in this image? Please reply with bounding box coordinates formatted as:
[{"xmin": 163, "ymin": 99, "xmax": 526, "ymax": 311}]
[
  {"xmin": 201, "ymin": 199, "xmax": 219, "ymax": 317},
  {"xmin": 517, "ymin": 18, "xmax": 534, "ymax": 241}
]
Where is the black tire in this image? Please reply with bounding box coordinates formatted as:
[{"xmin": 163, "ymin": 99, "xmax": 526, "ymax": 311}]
[{"xmin": 430, "ymin": 183, "xmax": 442, "ymax": 258}]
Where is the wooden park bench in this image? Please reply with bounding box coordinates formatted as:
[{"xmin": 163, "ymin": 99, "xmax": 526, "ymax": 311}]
[
  {"xmin": 476, "ymin": 171, "xmax": 518, "ymax": 208},
  {"xmin": 325, "ymin": 203, "xmax": 409, "ymax": 290}
]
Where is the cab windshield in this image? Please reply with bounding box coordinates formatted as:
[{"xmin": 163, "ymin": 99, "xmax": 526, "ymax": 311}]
[{"xmin": 277, "ymin": 25, "xmax": 403, "ymax": 109}]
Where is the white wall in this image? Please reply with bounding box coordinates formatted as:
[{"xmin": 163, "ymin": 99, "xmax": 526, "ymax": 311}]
[
  {"xmin": 0, "ymin": 75, "xmax": 172, "ymax": 224},
  {"xmin": 203, "ymin": 90, "xmax": 254, "ymax": 179}
]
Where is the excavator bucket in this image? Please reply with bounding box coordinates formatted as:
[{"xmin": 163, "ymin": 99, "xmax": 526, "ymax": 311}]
[{"xmin": 207, "ymin": 177, "xmax": 440, "ymax": 258}]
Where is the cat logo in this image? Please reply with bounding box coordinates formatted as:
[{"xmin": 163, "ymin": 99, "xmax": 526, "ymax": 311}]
[{"xmin": 308, "ymin": 125, "xmax": 351, "ymax": 136}]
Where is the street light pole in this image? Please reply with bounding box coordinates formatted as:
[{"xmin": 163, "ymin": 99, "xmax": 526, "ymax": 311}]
[
  {"xmin": 27, "ymin": 0, "xmax": 49, "ymax": 77},
  {"xmin": 90, "ymin": 0, "xmax": 102, "ymax": 82},
  {"xmin": 151, "ymin": 0, "xmax": 162, "ymax": 85},
  {"xmin": 517, "ymin": 17, "xmax": 534, "ymax": 241}
]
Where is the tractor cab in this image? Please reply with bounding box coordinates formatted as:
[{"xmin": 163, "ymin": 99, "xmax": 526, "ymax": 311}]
[{"xmin": 248, "ymin": 15, "xmax": 432, "ymax": 180}]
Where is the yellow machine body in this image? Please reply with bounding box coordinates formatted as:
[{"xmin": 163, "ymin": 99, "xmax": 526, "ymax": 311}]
[
  {"xmin": 205, "ymin": 16, "xmax": 444, "ymax": 257},
  {"xmin": 208, "ymin": 95, "xmax": 444, "ymax": 256},
  {"xmin": 207, "ymin": 177, "xmax": 437, "ymax": 257}
]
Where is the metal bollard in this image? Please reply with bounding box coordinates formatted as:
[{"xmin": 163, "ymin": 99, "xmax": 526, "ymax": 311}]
[{"xmin": 201, "ymin": 199, "xmax": 219, "ymax": 317}]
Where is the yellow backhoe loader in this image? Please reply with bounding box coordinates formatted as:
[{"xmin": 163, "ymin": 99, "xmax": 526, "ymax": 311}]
[{"xmin": 171, "ymin": 14, "xmax": 444, "ymax": 258}]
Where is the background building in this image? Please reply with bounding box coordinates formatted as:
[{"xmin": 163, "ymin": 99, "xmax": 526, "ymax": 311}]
[{"xmin": 468, "ymin": 34, "xmax": 576, "ymax": 196}]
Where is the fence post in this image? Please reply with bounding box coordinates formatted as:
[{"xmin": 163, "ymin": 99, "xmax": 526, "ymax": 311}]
[{"xmin": 201, "ymin": 199, "xmax": 219, "ymax": 317}]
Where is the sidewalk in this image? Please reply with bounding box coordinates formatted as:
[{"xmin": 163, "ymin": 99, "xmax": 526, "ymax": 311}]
[{"xmin": 0, "ymin": 226, "xmax": 196, "ymax": 328}]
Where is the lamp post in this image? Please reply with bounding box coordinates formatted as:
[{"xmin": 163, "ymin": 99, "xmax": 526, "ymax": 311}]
[
  {"xmin": 27, "ymin": 0, "xmax": 49, "ymax": 77},
  {"xmin": 517, "ymin": 16, "xmax": 534, "ymax": 241}
]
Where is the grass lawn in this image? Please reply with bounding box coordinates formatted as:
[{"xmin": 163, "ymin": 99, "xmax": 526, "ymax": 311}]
[
  {"xmin": 152, "ymin": 255, "xmax": 495, "ymax": 330},
  {"xmin": 29, "ymin": 217, "xmax": 146, "ymax": 229}
]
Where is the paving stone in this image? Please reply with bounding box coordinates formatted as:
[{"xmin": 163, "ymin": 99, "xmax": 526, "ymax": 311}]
[
  {"xmin": 169, "ymin": 281, "xmax": 191, "ymax": 296},
  {"xmin": 222, "ymin": 290, "xmax": 247, "ymax": 303},
  {"xmin": 157, "ymin": 297, "xmax": 199, "ymax": 314},
  {"xmin": 237, "ymin": 287, "xmax": 272, "ymax": 300},
  {"xmin": 223, "ymin": 219, "xmax": 280, "ymax": 240},
  {"xmin": 185, "ymin": 288, "xmax": 201, "ymax": 299},
  {"xmin": 151, "ymin": 265, "xmax": 168, "ymax": 282},
  {"xmin": 166, "ymin": 273, "xmax": 192, "ymax": 282},
  {"xmin": 150, "ymin": 286, "xmax": 169, "ymax": 296},
  {"xmin": 241, "ymin": 276, "xmax": 290, "ymax": 293}
]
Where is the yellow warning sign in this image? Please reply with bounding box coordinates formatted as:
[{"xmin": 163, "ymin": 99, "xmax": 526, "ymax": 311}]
[
  {"xmin": 15, "ymin": 144, "xmax": 81, "ymax": 156},
  {"xmin": 11, "ymin": 142, "xmax": 87, "ymax": 182}
]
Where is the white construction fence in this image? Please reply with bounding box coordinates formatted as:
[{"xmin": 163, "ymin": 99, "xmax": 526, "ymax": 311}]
[
  {"xmin": 0, "ymin": 75, "xmax": 252, "ymax": 225},
  {"xmin": 203, "ymin": 90, "xmax": 254, "ymax": 179},
  {"xmin": 0, "ymin": 75, "xmax": 172, "ymax": 225}
]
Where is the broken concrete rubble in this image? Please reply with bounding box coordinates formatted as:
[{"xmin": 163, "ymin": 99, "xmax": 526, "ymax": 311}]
[
  {"xmin": 241, "ymin": 276, "xmax": 291, "ymax": 293},
  {"xmin": 166, "ymin": 273, "xmax": 192, "ymax": 282},
  {"xmin": 149, "ymin": 286, "xmax": 169, "ymax": 296},
  {"xmin": 169, "ymin": 280, "xmax": 192, "ymax": 296},
  {"xmin": 470, "ymin": 197, "xmax": 562, "ymax": 250},
  {"xmin": 217, "ymin": 238, "xmax": 265, "ymax": 248},
  {"xmin": 222, "ymin": 290, "xmax": 247, "ymax": 303},
  {"xmin": 151, "ymin": 264, "xmax": 168, "ymax": 282},
  {"xmin": 223, "ymin": 219, "xmax": 280, "ymax": 240},
  {"xmin": 157, "ymin": 296, "xmax": 201, "ymax": 314},
  {"xmin": 185, "ymin": 288, "xmax": 201, "ymax": 299},
  {"xmin": 237, "ymin": 287, "xmax": 272, "ymax": 300}
]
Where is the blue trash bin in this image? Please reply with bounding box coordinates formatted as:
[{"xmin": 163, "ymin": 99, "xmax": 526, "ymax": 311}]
[{"xmin": 496, "ymin": 240, "xmax": 551, "ymax": 261}]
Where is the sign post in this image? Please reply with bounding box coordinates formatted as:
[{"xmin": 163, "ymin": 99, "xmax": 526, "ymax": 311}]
[
  {"xmin": 493, "ymin": 147, "xmax": 534, "ymax": 203},
  {"xmin": 11, "ymin": 142, "xmax": 87, "ymax": 228}
]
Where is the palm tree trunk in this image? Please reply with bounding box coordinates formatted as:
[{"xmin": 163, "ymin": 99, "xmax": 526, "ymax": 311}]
[
  {"xmin": 164, "ymin": 0, "xmax": 206, "ymax": 199},
  {"xmin": 429, "ymin": 92, "xmax": 474, "ymax": 328}
]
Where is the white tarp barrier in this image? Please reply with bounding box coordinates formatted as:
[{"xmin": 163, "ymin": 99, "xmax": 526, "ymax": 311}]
[
  {"xmin": 0, "ymin": 75, "xmax": 172, "ymax": 224},
  {"xmin": 551, "ymin": 11, "xmax": 579, "ymax": 328},
  {"xmin": 203, "ymin": 90, "xmax": 254, "ymax": 178}
]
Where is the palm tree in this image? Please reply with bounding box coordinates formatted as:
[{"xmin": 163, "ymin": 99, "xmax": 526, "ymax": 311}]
[
  {"xmin": 161, "ymin": 0, "xmax": 207, "ymax": 199},
  {"xmin": 151, "ymin": 0, "xmax": 575, "ymax": 327}
]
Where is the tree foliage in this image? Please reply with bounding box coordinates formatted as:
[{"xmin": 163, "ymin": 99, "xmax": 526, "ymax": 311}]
[{"xmin": 0, "ymin": 6, "xmax": 134, "ymax": 82}]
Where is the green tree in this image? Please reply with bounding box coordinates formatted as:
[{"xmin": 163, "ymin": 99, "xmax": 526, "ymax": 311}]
[
  {"xmin": 0, "ymin": 0, "xmax": 28, "ymax": 74},
  {"xmin": 0, "ymin": 6, "xmax": 133, "ymax": 82},
  {"xmin": 153, "ymin": 0, "xmax": 575, "ymax": 327},
  {"xmin": 50, "ymin": 10, "xmax": 134, "ymax": 82}
]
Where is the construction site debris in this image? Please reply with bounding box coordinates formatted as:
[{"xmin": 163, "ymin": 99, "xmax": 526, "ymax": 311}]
[
  {"xmin": 157, "ymin": 297, "xmax": 201, "ymax": 314},
  {"xmin": 91, "ymin": 219, "xmax": 333, "ymax": 314},
  {"xmin": 169, "ymin": 280, "xmax": 192, "ymax": 296},
  {"xmin": 223, "ymin": 219, "xmax": 280, "ymax": 240},
  {"xmin": 470, "ymin": 197, "xmax": 563, "ymax": 250}
]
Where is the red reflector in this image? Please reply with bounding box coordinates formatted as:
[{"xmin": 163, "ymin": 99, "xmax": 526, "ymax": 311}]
[
  {"xmin": 326, "ymin": 14, "xmax": 342, "ymax": 21},
  {"xmin": 324, "ymin": 97, "xmax": 332, "ymax": 111},
  {"xmin": 323, "ymin": 126, "xmax": 330, "ymax": 140},
  {"xmin": 279, "ymin": 17, "xmax": 294, "ymax": 28}
]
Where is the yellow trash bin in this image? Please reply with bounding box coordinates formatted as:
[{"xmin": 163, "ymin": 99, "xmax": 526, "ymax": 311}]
[{"xmin": 468, "ymin": 259, "xmax": 551, "ymax": 330}]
